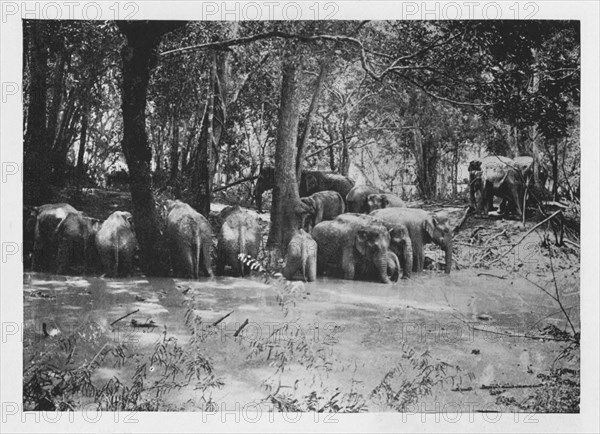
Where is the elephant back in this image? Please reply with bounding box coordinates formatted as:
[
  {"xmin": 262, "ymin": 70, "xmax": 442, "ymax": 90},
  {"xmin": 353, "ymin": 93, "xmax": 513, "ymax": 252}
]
[
  {"xmin": 480, "ymin": 156, "xmax": 519, "ymax": 186},
  {"xmin": 346, "ymin": 185, "xmax": 383, "ymax": 213}
]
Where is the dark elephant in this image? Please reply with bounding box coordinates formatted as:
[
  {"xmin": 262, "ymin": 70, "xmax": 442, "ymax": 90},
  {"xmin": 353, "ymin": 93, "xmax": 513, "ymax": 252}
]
[
  {"xmin": 165, "ymin": 200, "xmax": 213, "ymax": 278},
  {"xmin": 367, "ymin": 193, "xmax": 405, "ymax": 213},
  {"xmin": 303, "ymin": 172, "xmax": 355, "ymax": 200},
  {"xmin": 31, "ymin": 203, "xmax": 79, "ymax": 272},
  {"xmin": 470, "ymin": 156, "xmax": 524, "ymax": 218},
  {"xmin": 216, "ymin": 206, "xmax": 262, "ymax": 277},
  {"xmin": 356, "ymin": 251, "xmax": 401, "ymax": 282},
  {"xmin": 55, "ymin": 212, "xmax": 101, "ymax": 274},
  {"xmin": 311, "ymin": 213, "xmax": 393, "ymax": 284},
  {"xmin": 95, "ymin": 211, "xmax": 138, "ymax": 277},
  {"xmin": 283, "ymin": 229, "xmax": 317, "ymax": 282},
  {"xmin": 300, "ymin": 190, "xmax": 345, "ymax": 231},
  {"xmin": 254, "ymin": 166, "xmax": 276, "ymax": 213},
  {"xmin": 370, "ymin": 208, "xmax": 452, "ymax": 274},
  {"xmin": 255, "ymin": 167, "xmax": 310, "ymax": 213},
  {"xmin": 346, "ymin": 185, "xmax": 385, "ymax": 213}
]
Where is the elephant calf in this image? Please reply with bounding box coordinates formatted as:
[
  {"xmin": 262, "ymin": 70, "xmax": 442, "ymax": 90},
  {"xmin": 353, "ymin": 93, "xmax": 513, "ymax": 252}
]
[
  {"xmin": 311, "ymin": 213, "xmax": 394, "ymax": 284},
  {"xmin": 95, "ymin": 211, "xmax": 138, "ymax": 277},
  {"xmin": 371, "ymin": 208, "xmax": 452, "ymax": 274},
  {"xmin": 216, "ymin": 206, "xmax": 261, "ymax": 277},
  {"xmin": 165, "ymin": 200, "xmax": 213, "ymax": 278},
  {"xmin": 55, "ymin": 212, "xmax": 101, "ymax": 274},
  {"xmin": 300, "ymin": 190, "xmax": 345, "ymax": 231},
  {"xmin": 283, "ymin": 229, "xmax": 317, "ymax": 282}
]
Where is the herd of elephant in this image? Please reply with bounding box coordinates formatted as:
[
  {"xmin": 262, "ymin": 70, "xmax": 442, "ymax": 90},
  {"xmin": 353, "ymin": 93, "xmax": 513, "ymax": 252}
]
[
  {"xmin": 257, "ymin": 167, "xmax": 453, "ymax": 284},
  {"xmin": 467, "ymin": 155, "xmax": 546, "ymax": 219},
  {"xmin": 23, "ymin": 167, "xmax": 455, "ymax": 283}
]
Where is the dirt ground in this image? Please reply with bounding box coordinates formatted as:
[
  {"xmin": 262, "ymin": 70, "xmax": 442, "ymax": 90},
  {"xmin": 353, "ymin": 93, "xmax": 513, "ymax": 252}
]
[{"xmin": 23, "ymin": 188, "xmax": 580, "ymax": 412}]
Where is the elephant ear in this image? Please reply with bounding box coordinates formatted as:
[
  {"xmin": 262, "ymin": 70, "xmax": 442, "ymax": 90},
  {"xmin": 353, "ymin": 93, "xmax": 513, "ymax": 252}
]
[
  {"xmin": 381, "ymin": 195, "xmax": 389, "ymax": 208},
  {"xmin": 355, "ymin": 229, "xmax": 370, "ymax": 255},
  {"xmin": 423, "ymin": 215, "xmax": 437, "ymax": 238},
  {"xmin": 120, "ymin": 211, "xmax": 134, "ymax": 226}
]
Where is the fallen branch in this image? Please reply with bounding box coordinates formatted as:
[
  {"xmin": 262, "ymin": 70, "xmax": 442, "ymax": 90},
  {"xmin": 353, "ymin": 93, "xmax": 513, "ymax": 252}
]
[
  {"xmin": 110, "ymin": 309, "xmax": 140, "ymax": 326},
  {"xmin": 211, "ymin": 310, "xmax": 234, "ymax": 327},
  {"xmin": 481, "ymin": 383, "xmax": 543, "ymax": 390},
  {"xmin": 477, "ymin": 273, "xmax": 507, "ymax": 279},
  {"xmin": 234, "ymin": 319, "xmax": 249, "ymax": 337},
  {"xmin": 563, "ymin": 238, "xmax": 580, "ymax": 249},
  {"xmin": 213, "ymin": 175, "xmax": 258, "ymax": 192},
  {"xmin": 487, "ymin": 210, "xmax": 562, "ymax": 266}
]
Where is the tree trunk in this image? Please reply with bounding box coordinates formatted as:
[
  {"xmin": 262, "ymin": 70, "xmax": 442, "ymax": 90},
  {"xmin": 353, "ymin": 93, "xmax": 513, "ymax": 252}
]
[
  {"xmin": 117, "ymin": 21, "xmax": 184, "ymax": 275},
  {"xmin": 47, "ymin": 48, "xmax": 66, "ymax": 149},
  {"xmin": 552, "ymin": 137, "xmax": 559, "ymax": 200},
  {"xmin": 169, "ymin": 115, "xmax": 180, "ymax": 182},
  {"xmin": 23, "ymin": 20, "xmax": 50, "ymax": 205},
  {"xmin": 73, "ymin": 100, "xmax": 89, "ymax": 201},
  {"xmin": 193, "ymin": 51, "xmax": 217, "ymax": 217},
  {"xmin": 296, "ymin": 60, "xmax": 328, "ymax": 181},
  {"xmin": 267, "ymin": 46, "xmax": 304, "ymax": 262}
]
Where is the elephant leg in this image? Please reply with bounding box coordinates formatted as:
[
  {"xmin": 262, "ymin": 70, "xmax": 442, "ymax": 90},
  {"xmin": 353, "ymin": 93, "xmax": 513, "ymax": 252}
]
[
  {"xmin": 341, "ymin": 247, "xmax": 355, "ymax": 280},
  {"xmin": 314, "ymin": 207, "xmax": 324, "ymax": 227},
  {"xmin": 56, "ymin": 240, "xmax": 69, "ymax": 274},
  {"xmin": 482, "ymin": 182, "xmax": 494, "ymax": 216},
  {"xmin": 510, "ymin": 186, "xmax": 523, "ymax": 218},
  {"xmin": 401, "ymin": 241, "xmax": 413, "ymax": 279},
  {"xmin": 216, "ymin": 247, "xmax": 226, "ymax": 275},
  {"xmin": 306, "ymin": 252, "xmax": 317, "ymax": 282}
]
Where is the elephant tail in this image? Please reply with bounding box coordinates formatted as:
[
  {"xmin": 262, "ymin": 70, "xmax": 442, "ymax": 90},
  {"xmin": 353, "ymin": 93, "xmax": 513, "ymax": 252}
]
[
  {"xmin": 194, "ymin": 226, "xmax": 201, "ymax": 279},
  {"xmin": 238, "ymin": 224, "xmax": 246, "ymax": 277},
  {"xmin": 301, "ymin": 231, "xmax": 308, "ymax": 282},
  {"xmin": 113, "ymin": 232, "xmax": 120, "ymax": 276}
]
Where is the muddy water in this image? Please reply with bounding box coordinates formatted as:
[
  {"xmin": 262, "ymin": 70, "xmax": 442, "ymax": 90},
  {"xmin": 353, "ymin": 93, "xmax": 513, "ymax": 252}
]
[{"xmin": 23, "ymin": 269, "xmax": 579, "ymax": 411}]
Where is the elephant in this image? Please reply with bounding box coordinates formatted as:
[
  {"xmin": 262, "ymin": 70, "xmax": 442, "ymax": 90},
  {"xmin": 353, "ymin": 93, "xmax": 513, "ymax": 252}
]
[
  {"xmin": 300, "ymin": 190, "xmax": 345, "ymax": 231},
  {"xmin": 366, "ymin": 193, "xmax": 405, "ymax": 213},
  {"xmin": 283, "ymin": 229, "xmax": 317, "ymax": 282},
  {"xmin": 95, "ymin": 211, "xmax": 138, "ymax": 277},
  {"xmin": 346, "ymin": 185, "xmax": 386, "ymax": 213},
  {"xmin": 31, "ymin": 203, "xmax": 79, "ymax": 272},
  {"xmin": 165, "ymin": 200, "xmax": 213, "ymax": 278},
  {"xmin": 356, "ymin": 250, "xmax": 401, "ymax": 282},
  {"xmin": 370, "ymin": 208, "xmax": 452, "ymax": 274},
  {"xmin": 54, "ymin": 212, "xmax": 101, "ymax": 274},
  {"xmin": 469, "ymin": 156, "xmax": 524, "ymax": 218},
  {"xmin": 311, "ymin": 213, "xmax": 393, "ymax": 284},
  {"xmin": 216, "ymin": 206, "xmax": 262, "ymax": 277},
  {"xmin": 302, "ymin": 172, "xmax": 355, "ymax": 201}
]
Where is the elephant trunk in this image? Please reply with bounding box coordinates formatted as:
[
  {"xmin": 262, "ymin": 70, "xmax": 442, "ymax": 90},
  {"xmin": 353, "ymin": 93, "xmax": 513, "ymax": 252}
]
[
  {"xmin": 376, "ymin": 252, "xmax": 391, "ymax": 284},
  {"xmin": 443, "ymin": 236, "xmax": 453, "ymax": 274}
]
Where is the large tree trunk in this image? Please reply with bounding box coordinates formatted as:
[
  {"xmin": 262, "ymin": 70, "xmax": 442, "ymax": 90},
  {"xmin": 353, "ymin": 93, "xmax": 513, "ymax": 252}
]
[
  {"xmin": 23, "ymin": 20, "xmax": 50, "ymax": 205},
  {"xmin": 117, "ymin": 21, "xmax": 185, "ymax": 275},
  {"xmin": 296, "ymin": 59, "xmax": 328, "ymax": 181},
  {"xmin": 193, "ymin": 51, "xmax": 217, "ymax": 217},
  {"xmin": 73, "ymin": 99, "xmax": 89, "ymax": 201},
  {"xmin": 192, "ymin": 24, "xmax": 232, "ymax": 216},
  {"xmin": 169, "ymin": 115, "xmax": 179, "ymax": 183},
  {"xmin": 267, "ymin": 47, "xmax": 305, "ymax": 262}
]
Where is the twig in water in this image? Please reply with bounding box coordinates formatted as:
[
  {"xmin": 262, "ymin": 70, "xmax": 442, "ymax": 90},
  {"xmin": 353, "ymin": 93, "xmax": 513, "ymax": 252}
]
[
  {"xmin": 110, "ymin": 309, "xmax": 140, "ymax": 326},
  {"xmin": 211, "ymin": 310, "xmax": 234, "ymax": 327},
  {"xmin": 234, "ymin": 319, "xmax": 249, "ymax": 337}
]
